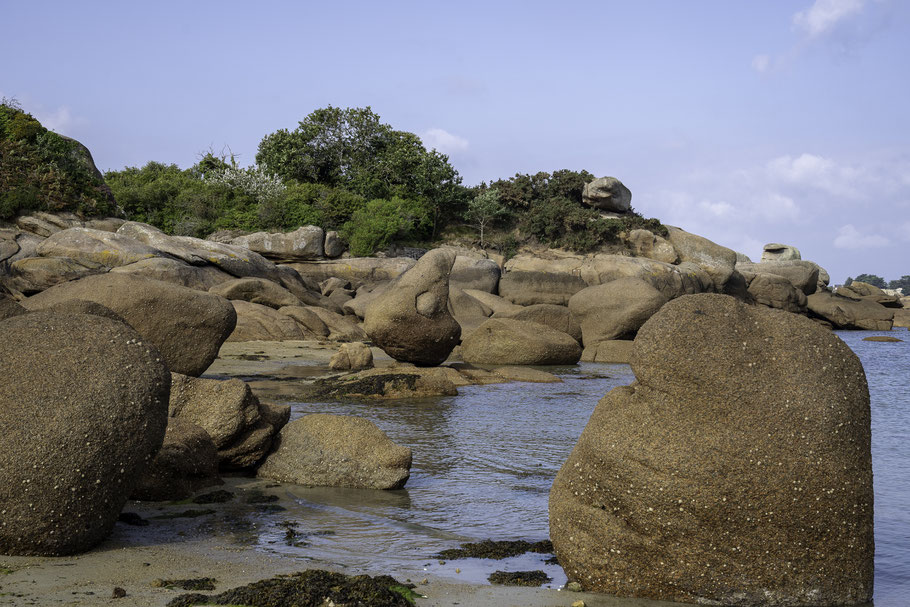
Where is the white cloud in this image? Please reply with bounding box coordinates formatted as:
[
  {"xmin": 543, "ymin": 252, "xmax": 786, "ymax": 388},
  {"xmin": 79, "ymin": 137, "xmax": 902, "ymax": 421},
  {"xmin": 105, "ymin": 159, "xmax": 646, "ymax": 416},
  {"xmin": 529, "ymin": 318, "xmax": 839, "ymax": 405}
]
[
  {"xmin": 793, "ymin": 0, "xmax": 867, "ymax": 38},
  {"xmin": 764, "ymin": 153, "xmax": 869, "ymax": 198},
  {"xmin": 35, "ymin": 106, "xmax": 74, "ymax": 134},
  {"xmin": 833, "ymin": 224, "xmax": 890, "ymax": 249},
  {"xmin": 422, "ymin": 128, "xmax": 469, "ymax": 155},
  {"xmin": 751, "ymin": 54, "xmax": 771, "ymax": 73}
]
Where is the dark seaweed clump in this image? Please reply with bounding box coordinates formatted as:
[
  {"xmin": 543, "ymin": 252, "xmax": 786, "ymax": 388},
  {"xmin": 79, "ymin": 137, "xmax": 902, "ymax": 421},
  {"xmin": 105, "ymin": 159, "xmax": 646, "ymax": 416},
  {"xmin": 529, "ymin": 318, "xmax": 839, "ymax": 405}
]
[
  {"xmin": 166, "ymin": 570, "xmax": 417, "ymax": 606},
  {"xmin": 487, "ymin": 570, "xmax": 552, "ymax": 587},
  {"xmin": 151, "ymin": 509, "xmax": 216, "ymax": 520},
  {"xmin": 156, "ymin": 578, "xmax": 217, "ymax": 591},
  {"xmin": 192, "ymin": 490, "xmax": 234, "ymax": 504},
  {"xmin": 435, "ymin": 539, "xmax": 553, "ymax": 560}
]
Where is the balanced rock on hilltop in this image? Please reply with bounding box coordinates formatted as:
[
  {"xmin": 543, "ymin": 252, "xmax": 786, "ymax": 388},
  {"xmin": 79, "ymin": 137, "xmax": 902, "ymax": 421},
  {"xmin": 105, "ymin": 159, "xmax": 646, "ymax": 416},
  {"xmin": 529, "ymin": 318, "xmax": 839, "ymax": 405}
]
[
  {"xmin": 364, "ymin": 249, "xmax": 461, "ymax": 366},
  {"xmin": 550, "ymin": 294, "xmax": 873, "ymax": 606},
  {"xmin": 582, "ymin": 177, "xmax": 632, "ymax": 213},
  {"xmin": 0, "ymin": 312, "xmax": 170, "ymax": 556}
]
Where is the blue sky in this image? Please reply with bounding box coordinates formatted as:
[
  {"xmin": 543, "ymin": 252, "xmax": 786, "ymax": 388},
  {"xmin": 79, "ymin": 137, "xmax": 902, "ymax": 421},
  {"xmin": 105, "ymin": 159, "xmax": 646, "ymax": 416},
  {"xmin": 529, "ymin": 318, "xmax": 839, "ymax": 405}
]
[{"xmin": 2, "ymin": 0, "xmax": 908, "ymax": 283}]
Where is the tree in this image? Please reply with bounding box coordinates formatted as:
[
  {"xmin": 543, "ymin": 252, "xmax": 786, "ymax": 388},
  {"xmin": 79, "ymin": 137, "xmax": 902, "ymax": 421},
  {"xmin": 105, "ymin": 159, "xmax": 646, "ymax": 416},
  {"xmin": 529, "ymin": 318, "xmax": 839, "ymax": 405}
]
[
  {"xmin": 853, "ymin": 274, "xmax": 886, "ymax": 288},
  {"xmin": 464, "ymin": 189, "xmax": 507, "ymax": 247},
  {"xmin": 256, "ymin": 106, "xmax": 464, "ymax": 237}
]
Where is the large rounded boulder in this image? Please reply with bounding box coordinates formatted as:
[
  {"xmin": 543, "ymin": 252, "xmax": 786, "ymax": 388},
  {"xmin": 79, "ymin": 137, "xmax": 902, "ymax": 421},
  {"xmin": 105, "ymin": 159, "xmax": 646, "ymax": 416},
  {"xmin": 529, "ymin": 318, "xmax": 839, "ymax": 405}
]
[
  {"xmin": 568, "ymin": 278, "xmax": 668, "ymax": 346},
  {"xmin": 22, "ymin": 273, "xmax": 237, "ymax": 376},
  {"xmin": 550, "ymin": 294, "xmax": 873, "ymax": 605},
  {"xmin": 462, "ymin": 318, "xmax": 581, "ymax": 365},
  {"xmin": 364, "ymin": 249, "xmax": 461, "ymax": 366},
  {"xmin": 257, "ymin": 414, "xmax": 412, "ymax": 490},
  {"xmin": 0, "ymin": 312, "xmax": 170, "ymax": 556}
]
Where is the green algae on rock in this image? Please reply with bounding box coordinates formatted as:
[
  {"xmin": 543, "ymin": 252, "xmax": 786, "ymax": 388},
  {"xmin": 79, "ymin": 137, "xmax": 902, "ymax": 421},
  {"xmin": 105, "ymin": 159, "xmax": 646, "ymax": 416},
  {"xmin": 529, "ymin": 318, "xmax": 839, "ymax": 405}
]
[
  {"xmin": 435, "ymin": 539, "xmax": 553, "ymax": 560},
  {"xmin": 487, "ymin": 570, "xmax": 552, "ymax": 587}
]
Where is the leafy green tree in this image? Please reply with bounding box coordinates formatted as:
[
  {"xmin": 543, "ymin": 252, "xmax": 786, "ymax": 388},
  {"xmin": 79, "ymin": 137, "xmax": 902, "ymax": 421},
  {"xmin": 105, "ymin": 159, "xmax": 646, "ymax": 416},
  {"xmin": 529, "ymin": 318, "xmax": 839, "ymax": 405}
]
[
  {"xmin": 341, "ymin": 197, "xmax": 429, "ymax": 256},
  {"xmin": 256, "ymin": 106, "xmax": 465, "ymax": 236},
  {"xmin": 853, "ymin": 274, "xmax": 886, "ymax": 288},
  {"xmin": 464, "ymin": 189, "xmax": 507, "ymax": 247}
]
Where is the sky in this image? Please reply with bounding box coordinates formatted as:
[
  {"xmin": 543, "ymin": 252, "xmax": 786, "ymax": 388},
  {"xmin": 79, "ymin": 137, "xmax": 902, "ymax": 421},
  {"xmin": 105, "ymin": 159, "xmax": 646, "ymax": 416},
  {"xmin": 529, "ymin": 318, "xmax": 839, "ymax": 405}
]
[{"xmin": 2, "ymin": 0, "xmax": 909, "ymax": 283}]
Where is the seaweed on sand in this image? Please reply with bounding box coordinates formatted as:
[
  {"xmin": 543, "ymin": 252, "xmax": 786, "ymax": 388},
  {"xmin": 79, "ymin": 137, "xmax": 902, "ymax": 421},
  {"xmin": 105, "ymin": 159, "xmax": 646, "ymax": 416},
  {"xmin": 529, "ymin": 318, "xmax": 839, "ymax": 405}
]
[
  {"xmin": 487, "ymin": 570, "xmax": 552, "ymax": 587},
  {"xmin": 434, "ymin": 539, "xmax": 553, "ymax": 560},
  {"xmin": 166, "ymin": 570, "xmax": 420, "ymax": 606}
]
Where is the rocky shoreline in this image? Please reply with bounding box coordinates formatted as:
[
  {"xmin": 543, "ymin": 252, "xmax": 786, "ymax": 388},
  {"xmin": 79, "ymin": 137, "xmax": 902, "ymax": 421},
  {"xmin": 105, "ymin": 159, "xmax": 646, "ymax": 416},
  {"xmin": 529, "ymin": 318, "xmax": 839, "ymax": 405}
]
[{"xmin": 0, "ymin": 211, "xmax": 883, "ymax": 605}]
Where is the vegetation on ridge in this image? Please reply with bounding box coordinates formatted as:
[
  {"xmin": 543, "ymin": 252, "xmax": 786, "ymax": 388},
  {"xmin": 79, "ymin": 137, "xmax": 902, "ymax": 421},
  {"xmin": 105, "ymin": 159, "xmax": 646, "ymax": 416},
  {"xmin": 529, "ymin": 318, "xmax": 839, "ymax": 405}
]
[
  {"xmin": 2, "ymin": 99, "xmax": 668, "ymax": 256},
  {"xmin": 0, "ymin": 98, "xmax": 115, "ymax": 220}
]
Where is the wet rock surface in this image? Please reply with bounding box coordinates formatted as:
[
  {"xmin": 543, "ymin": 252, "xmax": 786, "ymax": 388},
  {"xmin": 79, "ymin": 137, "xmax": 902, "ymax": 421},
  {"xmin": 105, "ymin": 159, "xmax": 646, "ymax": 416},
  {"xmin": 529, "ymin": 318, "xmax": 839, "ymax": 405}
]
[{"xmin": 258, "ymin": 414, "xmax": 412, "ymax": 489}]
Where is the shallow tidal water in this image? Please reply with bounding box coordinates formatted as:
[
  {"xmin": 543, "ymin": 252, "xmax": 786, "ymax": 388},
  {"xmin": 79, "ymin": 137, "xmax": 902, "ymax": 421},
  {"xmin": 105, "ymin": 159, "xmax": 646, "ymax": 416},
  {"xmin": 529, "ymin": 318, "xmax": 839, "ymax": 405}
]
[{"xmin": 242, "ymin": 331, "xmax": 907, "ymax": 606}]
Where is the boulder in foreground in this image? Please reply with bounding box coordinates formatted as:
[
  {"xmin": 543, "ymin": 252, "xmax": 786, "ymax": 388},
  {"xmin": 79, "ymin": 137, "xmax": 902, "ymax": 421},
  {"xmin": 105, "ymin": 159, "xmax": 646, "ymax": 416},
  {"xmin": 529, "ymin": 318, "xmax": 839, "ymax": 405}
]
[
  {"xmin": 257, "ymin": 414, "xmax": 412, "ymax": 489},
  {"xmin": 0, "ymin": 312, "xmax": 170, "ymax": 555},
  {"xmin": 550, "ymin": 293, "xmax": 873, "ymax": 605}
]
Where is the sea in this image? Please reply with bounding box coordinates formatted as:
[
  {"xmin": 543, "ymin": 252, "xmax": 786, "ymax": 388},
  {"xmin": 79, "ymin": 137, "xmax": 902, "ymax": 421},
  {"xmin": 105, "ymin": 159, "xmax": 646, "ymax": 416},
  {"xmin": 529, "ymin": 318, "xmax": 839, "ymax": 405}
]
[{"xmin": 245, "ymin": 329, "xmax": 908, "ymax": 606}]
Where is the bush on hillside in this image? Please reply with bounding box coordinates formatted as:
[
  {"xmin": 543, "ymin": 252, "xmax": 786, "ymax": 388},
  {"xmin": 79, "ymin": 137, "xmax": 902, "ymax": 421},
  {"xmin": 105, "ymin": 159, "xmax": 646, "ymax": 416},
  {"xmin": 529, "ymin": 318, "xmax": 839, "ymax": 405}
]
[{"xmin": 0, "ymin": 98, "xmax": 115, "ymax": 220}]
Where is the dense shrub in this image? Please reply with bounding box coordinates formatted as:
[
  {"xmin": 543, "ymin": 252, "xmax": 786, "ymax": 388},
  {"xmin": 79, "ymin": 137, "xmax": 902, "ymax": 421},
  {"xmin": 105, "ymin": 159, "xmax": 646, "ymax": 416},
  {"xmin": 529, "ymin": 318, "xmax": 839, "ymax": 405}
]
[
  {"xmin": 342, "ymin": 197, "xmax": 430, "ymax": 256},
  {"xmin": 0, "ymin": 99, "xmax": 115, "ymax": 220}
]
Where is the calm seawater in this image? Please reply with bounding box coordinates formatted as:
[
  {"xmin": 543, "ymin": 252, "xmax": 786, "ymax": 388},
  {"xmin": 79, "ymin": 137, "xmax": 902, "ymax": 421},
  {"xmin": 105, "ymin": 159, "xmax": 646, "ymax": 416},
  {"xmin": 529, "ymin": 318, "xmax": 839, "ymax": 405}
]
[{"xmin": 250, "ymin": 331, "xmax": 908, "ymax": 606}]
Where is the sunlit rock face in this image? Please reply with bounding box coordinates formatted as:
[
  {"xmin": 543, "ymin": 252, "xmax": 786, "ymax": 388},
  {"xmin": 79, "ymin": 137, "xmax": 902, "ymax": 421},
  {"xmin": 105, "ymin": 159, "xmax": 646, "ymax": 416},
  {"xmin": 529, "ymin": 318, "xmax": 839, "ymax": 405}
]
[{"xmin": 550, "ymin": 293, "xmax": 874, "ymax": 606}]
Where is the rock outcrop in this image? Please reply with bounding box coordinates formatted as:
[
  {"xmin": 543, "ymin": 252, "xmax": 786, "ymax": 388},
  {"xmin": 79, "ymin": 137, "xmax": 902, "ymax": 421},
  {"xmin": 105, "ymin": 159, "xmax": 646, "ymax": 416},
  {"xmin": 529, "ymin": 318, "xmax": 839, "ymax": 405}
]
[
  {"xmin": 23, "ymin": 274, "xmax": 237, "ymax": 376},
  {"xmin": 550, "ymin": 294, "xmax": 874, "ymax": 605},
  {"xmin": 364, "ymin": 249, "xmax": 461, "ymax": 366},
  {"xmin": 130, "ymin": 418, "xmax": 222, "ymax": 501},
  {"xmin": 257, "ymin": 414, "xmax": 412, "ymax": 489},
  {"xmin": 808, "ymin": 291, "xmax": 894, "ymax": 330},
  {"xmin": 231, "ymin": 226, "xmax": 325, "ymax": 261},
  {"xmin": 168, "ymin": 373, "xmax": 290, "ymax": 469},
  {"xmin": 568, "ymin": 278, "xmax": 668, "ymax": 345},
  {"xmin": 329, "ymin": 342, "xmax": 374, "ymax": 371},
  {"xmin": 0, "ymin": 312, "xmax": 170, "ymax": 556},
  {"xmin": 581, "ymin": 177, "xmax": 632, "ymax": 213},
  {"xmin": 462, "ymin": 318, "xmax": 581, "ymax": 365},
  {"xmin": 761, "ymin": 242, "xmax": 801, "ymax": 261}
]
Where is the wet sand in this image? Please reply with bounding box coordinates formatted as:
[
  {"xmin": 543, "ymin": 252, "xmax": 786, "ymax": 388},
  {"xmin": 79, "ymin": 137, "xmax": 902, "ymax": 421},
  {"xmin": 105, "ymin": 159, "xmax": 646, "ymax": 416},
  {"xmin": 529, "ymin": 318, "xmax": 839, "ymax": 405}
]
[{"xmin": 0, "ymin": 341, "xmax": 672, "ymax": 607}]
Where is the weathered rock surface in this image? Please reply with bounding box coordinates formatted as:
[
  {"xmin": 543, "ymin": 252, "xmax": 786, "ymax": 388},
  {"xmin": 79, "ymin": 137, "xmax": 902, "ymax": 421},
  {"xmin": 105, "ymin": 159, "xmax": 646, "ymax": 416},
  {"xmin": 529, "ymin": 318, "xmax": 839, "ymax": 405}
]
[
  {"xmin": 23, "ymin": 274, "xmax": 237, "ymax": 376},
  {"xmin": 330, "ymin": 342, "xmax": 374, "ymax": 371},
  {"xmin": 761, "ymin": 242, "xmax": 801, "ymax": 261},
  {"xmin": 258, "ymin": 414, "xmax": 412, "ymax": 489},
  {"xmin": 839, "ymin": 281, "xmax": 902, "ymax": 308},
  {"xmin": 580, "ymin": 339, "xmax": 634, "ymax": 363},
  {"xmin": 448, "ymin": 286, "xmax": 494, "ymax": 337},
  {"xmin": 450, "ymin": 256, "xmax": 501, "ymax": 293},
  {"xmin": 0, "ymin": 312, "xmax": 170, "ymax": 556},
  {"xmin": 737, "ymin": 260, "xmax": 820, "ymax": 296},
  {"xmin": 550, "ymin": 293, "xmax": 873, "ymax": 605},
  {"xmin": 168, "ymin": 373, "xmax": 289, "ymax": 469},
  {"xmin": 581, "ymin": 177, "xmax": 632, "ymax": 213},
  {"xmin": 286, "ymin": 257, "xmax": 415, "ymax": 290},
  {"xmin": 504, "ymin": 303, "xmax": 582, "ymax": 343},
  {"xmin": 498, "ymin": 270, "xmax": 587, "ymax": 306},
  {"xmin": 309, "ymin": 366, "xmax": 459, "ymax": 399},
  {"xmin": 227, "ymin": 300, "xmax": 308, "ymax": 341},
  {"xmin": 462, "ymin": 318, "xmax": 581, "ymax": 365},
  {"xmin": 279, "ymin": 306, "xmax": 330, "ymax": 338},
  {"xmin": 210, "ymin": 277, "xmax": 301, "ymax": 309},
  {"xmin": 110, "ymin": 257, "xmax": 232, "ymax": 291},
  {"xmin": 491, "ymin": 366, "xmax": 562, "ymax": 383},
  {"xmin": 364, "ymin": 249, "xmax": 461, "ymax": 366},
  {"xmin": 624, "ymin": 229, "xmax": 678, "ymax": 264},
  {"xmin": 231, "ymin": 226, "xmax": 325, "ymax": 261},
  {"xmin": 807, "ymin": 291, "xmax": 894, "ymax": 330},
  {"xmin": 8, "ymin": 256, "xmax": 101, "ymax": 293},
  {"xmin": 0, "ymin": 296, "xmax": 27, "ymax": 321},
  {"xmin": 293, "ymin": 305, "xmax": 367, "ymax": 342},
  {"xmin": 666, "ymin": 226, "xmax": 737, "ymax": 293},
  {"xmin": 743, "ymin": 272, "xmax": 807, "ymax": 314},
  {"xmin": 568, "ymin": 278, "xmax": 668, "ymax": 345},
  {"xmin": 323, "ymin": 230, "xmax": 345, "ymax": 258},
  {"xmin": 36, "ymin": 227, "xmax": 162, "ymax": 268},
  {"xmin": 130, "ymin": 419, "xmax": 222, "ymax": 502},
  {"xmin": 463, "ymin": 289, "xmax": 525, "ymax": 317}
]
